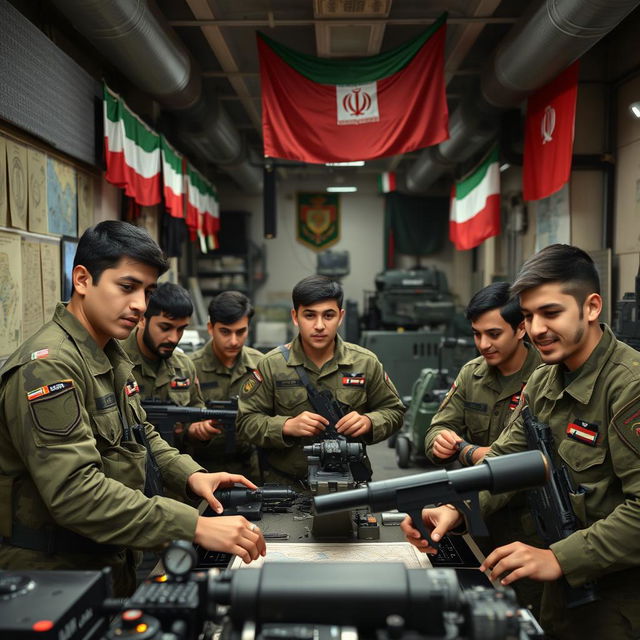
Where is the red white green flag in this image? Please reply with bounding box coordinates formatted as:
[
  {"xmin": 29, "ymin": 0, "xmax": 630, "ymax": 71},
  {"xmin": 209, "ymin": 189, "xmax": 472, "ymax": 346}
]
[
  {"xmin": 378, "ymin": 172, "xmax": 397, "ymax": 193},
  {"xmin": 449, "ymin": 147, "xmax": 501, "ymax": 251},
  {"xmin": 258, "ymin": 14, "xmax": 448, "ymax": 163},
  {"xmin": 103, "ymin": 85, "xmax": 161, "ymax": 206},
  {"xmin": 187, "ymin": 165, "xmax": 219, "ymax": 251},
  {"xmin": 161, "ymin": 136, "xmax": 184, "ymax": 218}
]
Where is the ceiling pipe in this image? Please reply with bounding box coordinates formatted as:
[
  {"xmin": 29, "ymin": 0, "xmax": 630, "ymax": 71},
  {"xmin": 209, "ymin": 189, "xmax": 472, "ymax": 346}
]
[
  {"xmin": 50, "ymin": 0, "xmax": 263, "ymax": 194},
  {"xmin": 406, "ymin": 0, "xmax": 640, "ymax": 194}
]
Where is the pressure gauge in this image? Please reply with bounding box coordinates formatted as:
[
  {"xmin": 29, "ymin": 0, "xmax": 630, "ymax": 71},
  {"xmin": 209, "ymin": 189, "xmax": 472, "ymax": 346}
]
[{"xmin": 162, "ymin": 540, "xmax": 197, "ymax": 579}]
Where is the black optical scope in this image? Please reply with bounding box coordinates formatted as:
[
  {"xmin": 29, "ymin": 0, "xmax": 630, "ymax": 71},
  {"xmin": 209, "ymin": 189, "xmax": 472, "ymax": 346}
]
[{"xmin": 314, "ymin": 450, "xmax": 549, "ymax": 548}]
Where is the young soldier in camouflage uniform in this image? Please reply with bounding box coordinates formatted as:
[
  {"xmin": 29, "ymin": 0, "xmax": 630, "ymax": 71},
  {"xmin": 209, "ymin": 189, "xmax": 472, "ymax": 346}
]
[
  {"xmin": 424, "ymin": 282, "xmax": 543, "ymax": 617},
  {"xmin": 0, "ymin": 222, "xmax": 265, "ymax": 597},
  {"xmin": 236, "ymin": 275, "xmax": 405, "ymax": 486},
  {"xmin": 120, "ymin": 282, "xmax": 217, "ymax": 440},
  {"xmin": 188, "ymin": 291, "xmax": 261, "ymax": 480},
  {"xmin": 402, "ymin": 245, "xmax": 640, "ymax": 639}
]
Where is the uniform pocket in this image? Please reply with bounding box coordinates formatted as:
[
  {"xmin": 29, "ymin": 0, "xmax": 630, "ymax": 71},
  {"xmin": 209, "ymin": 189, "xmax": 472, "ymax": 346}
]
[
  {"xmin": 90, "ymin": 410, "xmax": 121, "ymax": 446},
  {"xmin": 336, "ymin": 387, "xmax": 367, "ymax": 412},
  {"xmin": 101, "ymin": 441, "xmax": 147, "ymax": 491},
  {"xmin": 277, "ymin": 388, "xmax": 308, "ymax": 413},
  {"xmin": 558, "ymin": 438, "xmax": 606, "ymax": 474}
]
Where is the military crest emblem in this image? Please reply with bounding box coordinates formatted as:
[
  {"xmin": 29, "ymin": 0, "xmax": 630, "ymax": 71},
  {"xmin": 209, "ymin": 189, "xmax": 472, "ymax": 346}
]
[{"xmin": 297, "ymin": 193, "xmax": 340, "ymax": 251}]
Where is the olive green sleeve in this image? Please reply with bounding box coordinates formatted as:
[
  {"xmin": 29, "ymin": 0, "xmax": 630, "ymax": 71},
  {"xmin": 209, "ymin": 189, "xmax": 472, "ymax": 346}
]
[
  {"xmin": 551, "ymin": 391, "xmax": 640, "ymax": 587},
  {"xmin": 187, "ymin": 358, "xmax": 206, "ymax": 409},
  {"xmin": 424, "ymin": 369, "xmax": 468, "ymax": 465},
  {"xmin": 362, "ymin": 361, "xmax": 405, "ymax": 443},
  {"xmin": 236, "ymin": 363, "xmax": 294, "ymax": 449},
  {"xmin": 5, "ymin": 358, "xmax": 199, "ymax": 548}
]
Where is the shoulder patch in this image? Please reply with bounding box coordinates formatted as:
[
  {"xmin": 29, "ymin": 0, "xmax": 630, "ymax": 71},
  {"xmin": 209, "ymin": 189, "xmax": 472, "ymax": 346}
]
[
  {"xmin": 170, "ymin": 377, "xmax": 191, "ymax": 389},
  {"xmin": 242, "ymin": 375, "xmax": 260, "ymax": 396},
  {"xmin": 438, "ymin": 381, "xmax": 458, "ymax": 411},
  {"xmin": 27, "ymin": 380, "xmax": 81, "ymax": 436},
  {"xmin": 125, "ymin": 380, "xmax": 140, "ymax": 396},
  {"xmin": 252, "ymin": 369, "xmax": 263, "ymax": 383},
  {"xmin": 30, "ymin": 348, "xmax": 49, "ymax": 360},
  {"xmin": 612, "ymin": 399, "xmax": 640, "ymax": 455}
]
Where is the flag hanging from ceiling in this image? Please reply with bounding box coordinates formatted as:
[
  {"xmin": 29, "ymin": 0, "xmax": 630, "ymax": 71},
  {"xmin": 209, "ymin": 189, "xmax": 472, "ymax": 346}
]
[
  {"xmin": 378, "ymin": 172, "xmax": 397, "ymax": 193},
  {"xmin": 161, "ymin": 136, "xmax": 185, "ymax": 219},
  {"xmin": 523, "ymin": 62, "xmax": 579, "ymax": 201},
  {"xmin": 186, "ymin": 165, "xmax": 219, "ymax": 251},
  {"xmin": 449, "ymin": 146, "xmax": 501, "ymax": 251},
  {"xmin": 258, "ymin": 14, "xmax": 448, "ymax": 163},
  {"xmin": 103, "ymin": 85, "xmax": 161, "ymax": 206}
]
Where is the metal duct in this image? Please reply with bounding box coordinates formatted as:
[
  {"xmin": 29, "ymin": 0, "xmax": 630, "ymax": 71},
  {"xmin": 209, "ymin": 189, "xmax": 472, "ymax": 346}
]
[
  {"xmin": 50, "ymin": 0, "xmax": 263, "ymax": 193},
  {"xmin": 406, "ymin": 0, "xmax": 640, "ymax": 194}
]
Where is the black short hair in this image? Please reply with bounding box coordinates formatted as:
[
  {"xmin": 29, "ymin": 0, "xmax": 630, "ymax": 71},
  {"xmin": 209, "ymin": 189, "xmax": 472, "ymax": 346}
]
[
  {"xmin": 208, "ymin": 291, "xmax": 254, "ymax": 325},
  {"xmin": 73, "ymin": 221, "xmax": 169, "ymax": 286},
  {"xmin": 145, "ymin": 282, "xmax": 193, "ymax": 319},
  {"xmin": 511, "ymin": 244, "xmax": 600, "ymax": 306},
  {"xmin": 466, "ymin": 282, "xmax": 523, "ymax": 330},
  {"xmin": 292, "ymin": 275, "xmax": 344, "ymax": 310}
]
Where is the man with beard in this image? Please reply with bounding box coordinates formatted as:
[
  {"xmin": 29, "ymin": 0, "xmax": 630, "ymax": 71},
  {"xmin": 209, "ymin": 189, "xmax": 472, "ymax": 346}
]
[
  {"xmin": 121, "ymin": 282, "xmax": 217, "ymax": 438},
  {"xmin": 402, "ymin": 244, "xmax": 640, "ymax": 639}
]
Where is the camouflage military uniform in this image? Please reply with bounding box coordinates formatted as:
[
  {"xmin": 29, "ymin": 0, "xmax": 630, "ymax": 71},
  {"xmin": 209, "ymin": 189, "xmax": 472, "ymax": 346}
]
[
  {"xmin": 424, "ymin": 343, "xmax": 544, "ymax": 616},
  {"xmin": 120, "ymin": 329, "xmax": 204, "ymax": 407},
  {"xmin": 188, "ymin": 340, "xmax": 262, "ymax": 479},
  {"xmin": 481, "ymin": 326, "xmax": 640, "ymax": 639},
  {"xmin": 236, "ymin": 335, "xmax": 405, "ymax": 483},
  {"xmin": 0, "ymin": 304, "xmax": 204, "ymax": 597}
]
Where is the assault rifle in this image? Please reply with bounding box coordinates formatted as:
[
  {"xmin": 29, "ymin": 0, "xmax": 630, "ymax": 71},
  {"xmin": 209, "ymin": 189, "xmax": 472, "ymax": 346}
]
[
  {"xmin": 141, "ymin": 398, "xmax": 237, "ymax": 450},
  {"xmin": 203, "ymin": 483, "xmax": 301, "ymax": 521},
  {"xmin": 522, "ymin": 406, "xmax": 599, "ymax": 608}
]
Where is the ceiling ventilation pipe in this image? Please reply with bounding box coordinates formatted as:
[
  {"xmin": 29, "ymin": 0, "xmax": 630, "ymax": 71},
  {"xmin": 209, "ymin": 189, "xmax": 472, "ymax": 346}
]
[
  {"xmin": 406, "ymin": 0, "xmax": 640, "ymax": 194},
  {"xmin": 51, "ymin": 0, "xmax": 263, "ymax": 194}
]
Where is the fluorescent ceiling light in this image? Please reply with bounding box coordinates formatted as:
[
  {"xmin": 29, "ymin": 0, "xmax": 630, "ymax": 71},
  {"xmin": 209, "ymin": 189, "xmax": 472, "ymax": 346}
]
[
  {"xmin": 630, "ymin": 102, "xmax": 640, "ymax": 119},
  {"xmin": 499, "ymin": 163, "xmax": 511, "ymax": 172},
  {"xmin": 325, "ymin": 161, "xmax": 365, "ymax": 167},
  {"xmin": 327, "ymin": 186, "xmax": 357, "ymax": 193}
]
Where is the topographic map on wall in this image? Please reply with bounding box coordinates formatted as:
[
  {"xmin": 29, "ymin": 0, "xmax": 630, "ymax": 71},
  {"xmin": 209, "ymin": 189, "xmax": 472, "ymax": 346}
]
[
  {"xmin": 0, "ymin": 137, "xmax": 7, "ymax": 226},
  {"xmin": 47, "ymin": 157, "xmax": 77, "ymax": 236},
  {"xmin": 0, "ymin": 231, "xmax": 23, "ymax": 356},
  {"xmin": 7, "ymin": 139, "xmax": 28, "ymax": 230},
  {"xmin": 21, "ymin": 239, "xmax": 44, "ymax": 341},
  {"xmin": 28, "ymin": 148, "xmax": 47, "ymax": 234}
]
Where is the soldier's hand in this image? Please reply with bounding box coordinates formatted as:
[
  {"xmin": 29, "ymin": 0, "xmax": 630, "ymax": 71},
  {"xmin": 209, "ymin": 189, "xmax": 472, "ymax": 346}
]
[
  {"xmin": 432, "ymin": 430, "xmax": 463, "ymax": 459},
  {"xmin": 187, "ymin": 472, "xmax": 258, "ymax": 513},
  {"xmin": 336, "ymin": 411, "xmax": 372, "ymax": 437},
  {"xmin": 188, "ymin": 420, "xmax": 222, "ymax": 441},
  {"xmin": 401, "ymin": 506, "xmax": 463, "ymax": 555},
  {"xmin": 283, "ymin": 411, "xmax": 329, "ymax": 437},
  {"xmin": 194, "ymin": 515, "xmax": 266, "ymax": 563},
  {"xmin": 480, "ymin": 543, "xmax": 563, "ymax": 585}
]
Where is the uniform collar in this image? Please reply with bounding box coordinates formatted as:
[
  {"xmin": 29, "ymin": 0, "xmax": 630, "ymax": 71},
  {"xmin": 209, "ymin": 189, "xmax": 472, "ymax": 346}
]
[
  {"xmin": 472, "ymin": 342, "xmax": 541, "ymax": 396},
  {"xmin": 285, "ymin": 334, "xmax": 355, "ymax": 372},
  {"xmin": 53, "ymin": 302, "xmax": 114, "ymax": 376},
  {"xmin": 543, "ymin": 324, "xmax": 615, "ymax": 404}
]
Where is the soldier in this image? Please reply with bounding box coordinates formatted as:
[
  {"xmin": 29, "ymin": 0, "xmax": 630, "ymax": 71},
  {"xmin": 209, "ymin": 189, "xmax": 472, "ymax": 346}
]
[
  {"xmin": 402, "ymin": 244, "xmax": 640, "ymax": 639},
  {"xmin": 188, "ymin": 291, "xmax": 261, "ymax": 480},
  {"xmin": 120, "ymin": 282, "xmax": 216, "ymax": 440},
  {"xmin": 424, "ymin": 282, "xmax": 543, "ymax": 616},
  {"xmin": 236, "ymin": 275, "xmax": 405, "ymax": 486},
  {"xmin": 0, "ymin": 221, "xmax": 265, "ymax": 597}
]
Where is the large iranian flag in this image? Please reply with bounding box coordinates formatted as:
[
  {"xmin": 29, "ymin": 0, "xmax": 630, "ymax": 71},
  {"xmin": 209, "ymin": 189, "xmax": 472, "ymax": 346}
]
[
  {"xmin": 161, "ymin": 136, "xmax": 184, "ymax": 218},
  {"xmin": 258, "ymin": 14, "xmax": 448, "ymax": 163},
  {"xmin": 449, "ymin": 147, "xmax": 501, "ymax": 251},
  {"xmin": 187, "ymin": 165, "xmax": 219, "ymax": 251},
  {"xmin": 103, "ymin": 85, "xmax": 161, "ymax": 206}
]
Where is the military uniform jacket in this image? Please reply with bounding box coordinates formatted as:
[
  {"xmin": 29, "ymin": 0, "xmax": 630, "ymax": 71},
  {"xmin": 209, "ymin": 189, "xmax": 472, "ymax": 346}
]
[
  {"xmin": 121, "ymin": 329, "xmax": 204, "ymax": 407},
  {"xmin": 481, "ymin": 325, "xmax": 640, "ymax": 593},
  {"xmin": 188, "ymin": 340, "xmax": 263, "ymax": 458},
  {"xmin": 236, "ymin": 335, "xmax": 405, "ymax": 479},
  {"xmin": 0, "ymin": 304, "xmax": 203, "ymax": 558},
  {"xmin": 424, "ymin": 344, "xmax": 541, "ymax": 463}
]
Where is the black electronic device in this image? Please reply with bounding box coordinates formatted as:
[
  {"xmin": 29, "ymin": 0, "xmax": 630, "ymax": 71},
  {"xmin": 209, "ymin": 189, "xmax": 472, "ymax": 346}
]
[
  {"xmin": 203, "ymin": 484, "xmax": 300, "ymax": 521},
  {"xmin": 313, "ymin": 450, "xmax": 549, "ymax": 549}
]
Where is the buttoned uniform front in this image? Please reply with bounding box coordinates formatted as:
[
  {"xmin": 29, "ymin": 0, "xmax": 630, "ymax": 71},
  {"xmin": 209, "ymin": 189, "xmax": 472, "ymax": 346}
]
[
  {"xmin": 480, "ymin": 326, "xmax": 640, "ymax": 639},
  {"xmin": 424, "ymin": 343, "xmax": 544, "ymax": 616},
  {"xmin": 188, "ymin": 340, "xmax": 262, "ymax": 479},
  {"xmin": 121, "ymin": 328, "xmax": 204, "ymax": 408},
  {"xmin": 0, "ymin": 304, "xmax": 204, "ymax": 597},
  {"xmin": 236, "ymin": 335, "xmax": 405, "ymax": 483}
]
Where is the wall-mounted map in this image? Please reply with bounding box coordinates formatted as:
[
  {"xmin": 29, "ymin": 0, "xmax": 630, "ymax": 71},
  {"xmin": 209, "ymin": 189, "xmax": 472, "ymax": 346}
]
[
  {"xmin": 0, "ymin": 137, "xmax": 7, "ymax": 227},
  {"xmin": 0, "ymin": 231, "xmax": 22, "ymax": 356},
  {"xmin": 7, "ymin": 139, "xmax": 28, "ymax": 230},
  {"xmin": 28, "ymin": 148, "xmax": 47, "ymax": 234},
  {"xmin": 47, "ymin": 157, "xmax": 77, "ymax": 236}
]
